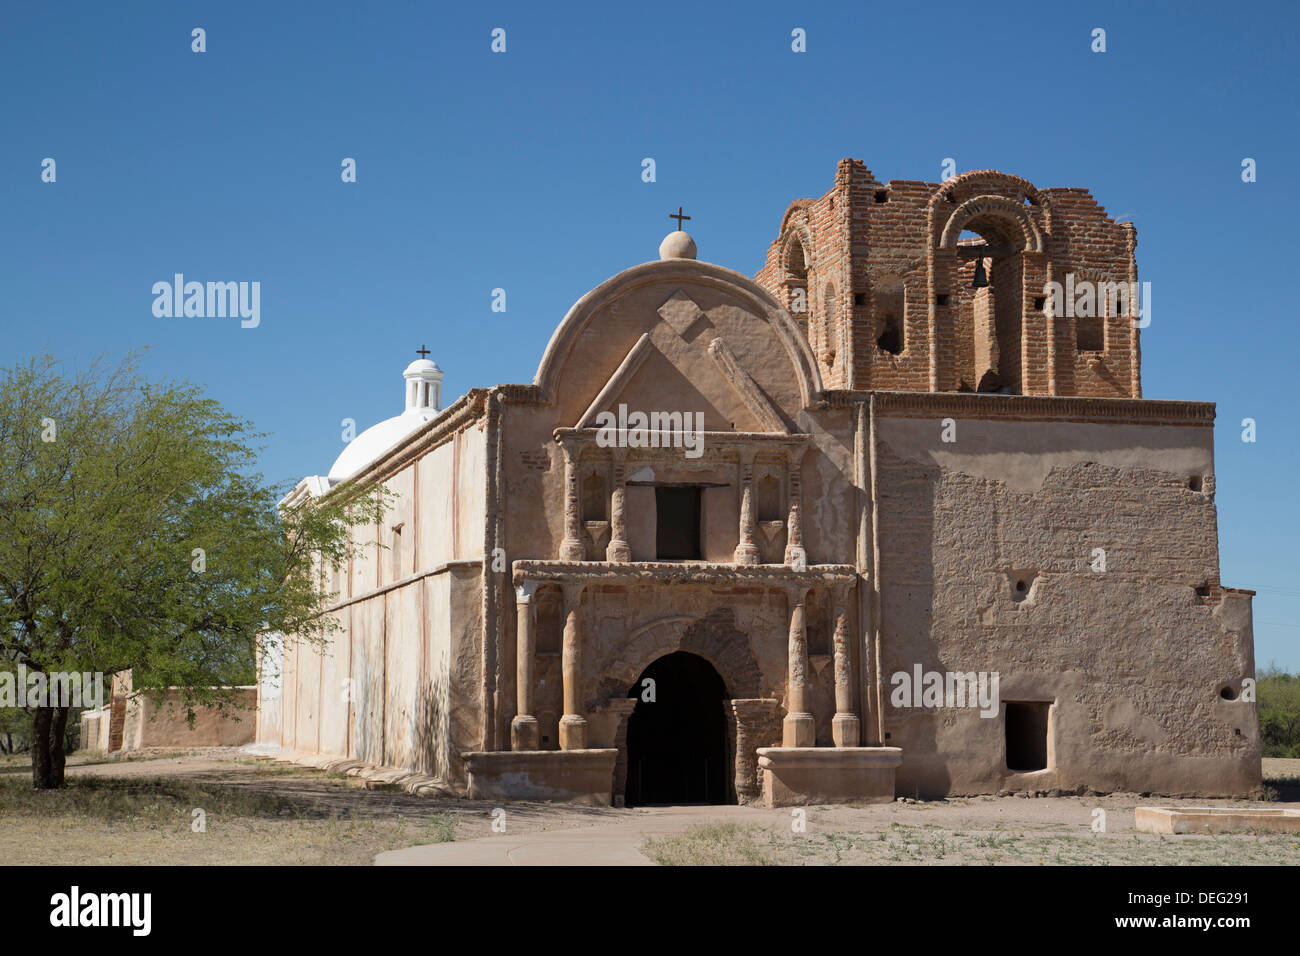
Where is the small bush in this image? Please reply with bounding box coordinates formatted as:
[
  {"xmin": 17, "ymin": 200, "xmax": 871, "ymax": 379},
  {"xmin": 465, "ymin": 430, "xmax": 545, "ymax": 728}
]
[{"xmin": 1258, "ymin": 665, "xmax": 1300, "ymax": 758}]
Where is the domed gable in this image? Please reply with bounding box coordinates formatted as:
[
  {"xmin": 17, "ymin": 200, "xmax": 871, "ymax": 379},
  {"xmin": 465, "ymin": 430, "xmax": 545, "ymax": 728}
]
[{"xmin": 533, "ymin": 256, "xmax": 822, "ymax": 429}]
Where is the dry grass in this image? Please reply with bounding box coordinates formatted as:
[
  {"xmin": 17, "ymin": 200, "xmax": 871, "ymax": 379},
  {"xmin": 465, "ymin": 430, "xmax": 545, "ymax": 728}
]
[
  {"xmin": 644, "ymin": 822, "xmax": 779, "ymax": 866},
  {"xmin": 0, "ymin": 769, "xmax": 465, "ymax": 865},
  {"xmin": 642, "ymin": 818, "xmax": 1300, "ymax": 866}
]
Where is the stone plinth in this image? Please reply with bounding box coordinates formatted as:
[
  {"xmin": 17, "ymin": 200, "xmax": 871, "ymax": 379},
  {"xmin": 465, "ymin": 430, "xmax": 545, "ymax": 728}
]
[
  {"xmin": 461, "ymin": 749, "xmax": 618, "ymax": 806},
  {"xmin": 1135, "ymin": 806, "xmax": 1300, "ymax": 835},
  {"xmin": 756, "ymin": 746, "xmax": 902, "ymax": 807}
]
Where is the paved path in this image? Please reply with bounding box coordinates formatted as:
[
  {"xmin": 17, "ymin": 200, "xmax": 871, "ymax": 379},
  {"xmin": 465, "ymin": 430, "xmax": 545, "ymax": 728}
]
[{"xmin": 376, "ymin": 805, "xmax": 775, "ymax": 866}]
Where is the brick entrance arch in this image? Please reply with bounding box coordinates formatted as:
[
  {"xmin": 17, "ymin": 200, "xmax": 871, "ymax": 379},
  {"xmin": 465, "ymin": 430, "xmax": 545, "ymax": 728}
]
[
  {"xmin": 592, "ymin": 607, "xmax": 762, "ymax": 707},
  {"xmin": 594, "ymin": 608, "xmax": 763, "ymax": 805}
]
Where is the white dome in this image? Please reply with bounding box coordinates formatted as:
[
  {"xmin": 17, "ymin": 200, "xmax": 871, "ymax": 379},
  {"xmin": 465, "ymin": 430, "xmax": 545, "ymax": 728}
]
[
  {"xmin": 405, "ymin": 358, "xmax": 443, "ymax": 376},
  {"xmin": 328, "ymin": 409, "xmax": 436, "ymax": 484}
]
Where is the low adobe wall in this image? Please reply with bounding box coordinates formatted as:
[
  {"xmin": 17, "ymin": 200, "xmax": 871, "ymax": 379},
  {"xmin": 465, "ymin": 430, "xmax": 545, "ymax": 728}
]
[{"xmin": 120, "ymin": 687, "xmax": 257, "ymax": 750}]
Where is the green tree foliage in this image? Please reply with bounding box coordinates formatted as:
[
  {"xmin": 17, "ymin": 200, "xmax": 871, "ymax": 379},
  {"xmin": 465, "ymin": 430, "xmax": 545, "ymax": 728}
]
[
  {"xmin": 0, "ymin": 353, "xmax": 387, "ymax": 787},
  {"xmin": 1258, "ymin": 664, "xmax": 1300, "ymax": 759}
]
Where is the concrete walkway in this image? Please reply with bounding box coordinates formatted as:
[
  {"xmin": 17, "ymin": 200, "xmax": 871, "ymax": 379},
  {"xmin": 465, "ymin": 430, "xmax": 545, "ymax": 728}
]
[{"xmin": 376, "ymin": 804, "xmax": 775, "ymax": 866}]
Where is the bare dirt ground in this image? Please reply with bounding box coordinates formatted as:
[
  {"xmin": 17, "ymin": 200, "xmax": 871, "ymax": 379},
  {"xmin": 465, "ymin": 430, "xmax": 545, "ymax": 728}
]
[{"xmin": 1, "ymin": 750, "xmax": 1296, "ymax": 865}]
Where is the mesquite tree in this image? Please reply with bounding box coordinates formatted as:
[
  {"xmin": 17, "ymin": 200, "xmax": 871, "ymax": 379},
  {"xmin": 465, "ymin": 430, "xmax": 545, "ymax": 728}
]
[{"xmin": 0, "ymin": 354, "xmax": 386, "ymax": 788}]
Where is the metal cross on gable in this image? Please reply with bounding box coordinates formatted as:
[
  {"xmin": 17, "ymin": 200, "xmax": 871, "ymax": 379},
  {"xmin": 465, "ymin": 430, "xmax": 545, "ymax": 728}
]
[
  {"xmin": 416, "ymin": 345, "xmax": 431, "ymax": 359},
  {"xmin": 670, "ymin": 206, "xmax": 691, "ymax": 230}
]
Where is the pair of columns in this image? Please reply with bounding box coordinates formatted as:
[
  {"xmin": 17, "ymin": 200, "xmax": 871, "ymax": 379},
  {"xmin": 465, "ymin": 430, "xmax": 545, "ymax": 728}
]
[
  {"xmin": 734, "ymin": 448, "xmax": 806, "ymax": 569},
  {"xmin": 783, "ymin": 584, "xmax": 859, "ymax": 748},
  {"xmin": 558, "ymin": 442, "xmax": 631, "ymax": 563},
  {"xmin": 510, "ymin": 580, "xmax": 586, "ymax": 752}
]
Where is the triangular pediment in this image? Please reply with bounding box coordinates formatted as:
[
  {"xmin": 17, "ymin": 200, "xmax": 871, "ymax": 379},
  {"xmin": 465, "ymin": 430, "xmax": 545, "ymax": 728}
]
[{"xmin": 576, "ymin": 321, "xmax": 789, "ymax": 433}]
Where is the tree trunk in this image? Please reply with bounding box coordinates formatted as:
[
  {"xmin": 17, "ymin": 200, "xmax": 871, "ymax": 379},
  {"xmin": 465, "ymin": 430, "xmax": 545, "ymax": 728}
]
[{"xmin": 31, "ymin": 705, "xmax": 69, "ymax": 789}]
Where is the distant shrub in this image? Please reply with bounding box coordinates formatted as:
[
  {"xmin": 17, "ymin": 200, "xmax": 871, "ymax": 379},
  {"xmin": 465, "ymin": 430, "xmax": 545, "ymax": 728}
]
[{"xmin": 1258, "ymin": 665, "xmax": 1300, "ymax": 758}]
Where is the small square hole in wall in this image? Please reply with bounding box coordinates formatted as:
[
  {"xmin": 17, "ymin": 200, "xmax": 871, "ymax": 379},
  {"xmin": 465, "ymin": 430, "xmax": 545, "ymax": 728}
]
[
  {"xmin": 1009, "ymin": 571, "xmax": 1036, "ymax": 603},
  {"xmin": 854, "ymin": 292, "xmax": 866, "ymax": 306},
  {"xmin": 874, "ymin": 190, "xmax": 888, "ymax": 204},
  {"xmin": 936, "ymin": 293, "xmax": 950, "ymax": 306},
  {"xmin": 1188, "ymin": 475, "xmax": 1203, "ymax": 492},
  {"xmin": 1005, "ymin": 701, "xmax": 1050, "ymax": 772},
  {"xmin": 1033, "ymin": 296, "xmax": 1046, "ymax": 310}
]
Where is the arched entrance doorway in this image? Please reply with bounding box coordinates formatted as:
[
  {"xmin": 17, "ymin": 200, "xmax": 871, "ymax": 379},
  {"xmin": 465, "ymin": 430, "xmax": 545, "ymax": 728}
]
[{"xmin": 624, "ymin": 652, "xmax": 730, "ymax": 806}]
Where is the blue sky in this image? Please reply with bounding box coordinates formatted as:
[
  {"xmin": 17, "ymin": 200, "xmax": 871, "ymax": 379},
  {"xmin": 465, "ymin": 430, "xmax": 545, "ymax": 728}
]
[{"xmin": 3, "ymin": 1, "xmax": 1297, "ymax": 666}]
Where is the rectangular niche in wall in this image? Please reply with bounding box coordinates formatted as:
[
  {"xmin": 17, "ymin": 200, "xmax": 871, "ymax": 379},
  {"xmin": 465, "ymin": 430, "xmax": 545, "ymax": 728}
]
[
  {"xmin": 1004, "ymin": 701, "xmax": 1051, "ymax": 772},
  {"xmin": 655, "ymin": 486, "xmax": 701, "ymax": 560}
]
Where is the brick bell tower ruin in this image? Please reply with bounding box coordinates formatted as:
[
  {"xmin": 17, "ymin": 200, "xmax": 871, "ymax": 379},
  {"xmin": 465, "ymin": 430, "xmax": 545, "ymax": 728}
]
[{"xmin": 755, "ymin": 159, "xmax": 1142, "ymax": 399}]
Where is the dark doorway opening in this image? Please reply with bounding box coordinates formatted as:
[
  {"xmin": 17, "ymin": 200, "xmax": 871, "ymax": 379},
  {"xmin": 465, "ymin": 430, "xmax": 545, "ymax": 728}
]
[
  {"xmin": 625, "ymin": 651, "xmax": 730, "ymax": 806},
  {"xmin": 655, "ymin": 487, "xmax": 701, "ymax": 560},
  {"xmin": 1005, "ymin": 701, "xmax": 1050, "ymax": 771}
]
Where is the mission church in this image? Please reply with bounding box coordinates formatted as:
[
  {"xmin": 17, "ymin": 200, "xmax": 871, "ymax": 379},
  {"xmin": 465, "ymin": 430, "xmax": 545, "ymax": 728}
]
[{"xmin": 256, "ymin": 159, "xmax": 1261, "ymax": 806}]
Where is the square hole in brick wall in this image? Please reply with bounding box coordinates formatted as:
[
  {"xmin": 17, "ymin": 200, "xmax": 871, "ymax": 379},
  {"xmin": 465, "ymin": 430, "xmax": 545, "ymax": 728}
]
[
  {"xmin": 936, "ymin": 293, "xmax": 950, "ymax": 306},
  {"xmin": 854, "ymin": 292, "xmax": 866, "ymax": 306},
  {"xmin": 1005, "ymin": 701, "xmax": 1050, "ymax": 772},
  {"xmin": 1077, "ymin": 317, "xmax": 1104, "ymax": 351},
  {"xmin": 874, "ymin": 190, "xmax": 888, "ymax": 204}
]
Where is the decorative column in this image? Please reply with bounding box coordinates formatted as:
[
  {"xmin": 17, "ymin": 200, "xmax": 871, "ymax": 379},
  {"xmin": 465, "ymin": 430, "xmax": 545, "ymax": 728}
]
[
  {"xmin": 782, "ymin": 586, "xmax": 815, "ymax": 747},
  {"xmin": 559, "ymin": 582, "xmax": 588, "ymax": 750},
  {"xmin": 510, "ymin": 582, "xmax": 539, "ymax": 751},
  {"xmin": 734, "ymin": 450, "xmax": 760, "ymax": 565},
  {"xmin": 830, "ymin": 584, "xmax": 860, "ymax": 747},
  {"xmin": 784, "ymin": 447, "xmax": 807, "ymax": 569},
  {"xmin": 559, "ymin": 439, "xmax": 586, "ymax": 562},
  {"xmin": 606, "ymin": 449, "xmax": 630, "ymax": 562}
]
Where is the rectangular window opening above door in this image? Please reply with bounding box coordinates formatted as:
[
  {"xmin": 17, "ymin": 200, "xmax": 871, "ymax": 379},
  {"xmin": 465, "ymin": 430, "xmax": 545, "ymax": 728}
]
[{"xmin": 655, "ymin": 486, "xmax": 702, "ymax": 560}]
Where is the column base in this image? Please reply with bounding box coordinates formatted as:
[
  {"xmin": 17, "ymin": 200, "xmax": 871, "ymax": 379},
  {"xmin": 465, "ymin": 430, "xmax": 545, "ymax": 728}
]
[
  {"xmin": 784, "ymin": 547, "xmax": 807, "ymax": 570},
  {"xmin": 560, "ymin": 541, "xmax": 586, "ymax": 562},
  {"xmin": 756, "ymin": 746, "xmax": 902, "ymax": 807},
  {"xmin": 832, "ymin": 713, "xmax": 860, "ymax": 748},
  {"xmin": 734, "ymin": 543, "xmax": 760, "ymax": 566},
  {"xmin": 782, "ymin": 712, "xmax": 815, "ymax": 748},
  {"xmin": 606, "ymin": 541, "xmax": 630, "ymax": 562},
  {"xmin": 559, "ymin": 714, "xmax": 588, "ymax": 750},
  {"xmin": 462, "ymin": 749, "xmax": 618, "ymax": 805},
  {"xmin": 511, "ymin": 715, "xmax": 539, "ymax": 751}
]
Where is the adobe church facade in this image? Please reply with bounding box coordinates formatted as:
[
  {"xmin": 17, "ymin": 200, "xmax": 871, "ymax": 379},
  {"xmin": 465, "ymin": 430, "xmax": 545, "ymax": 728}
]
[{"xmin": 257, "ymin": 160, "xmax": 1261, "ymax": 805}]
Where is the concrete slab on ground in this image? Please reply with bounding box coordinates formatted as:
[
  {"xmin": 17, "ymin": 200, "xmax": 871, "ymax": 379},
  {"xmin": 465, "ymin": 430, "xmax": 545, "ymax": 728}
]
[{"xmin": 375, "ymin": 805, "xmax": 773, "ymax": 866}]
